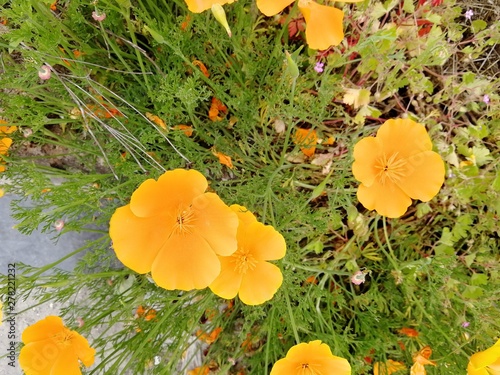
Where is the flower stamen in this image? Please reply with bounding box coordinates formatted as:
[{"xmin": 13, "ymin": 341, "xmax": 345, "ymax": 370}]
[
  {"xmin": 375, "ymin": 152, "xmax": 407, "ymax": 185},
  {"xmin": 174, "ymin": 206, "xmax": 196, "ymax": 235},
  {"xmin": 232, "ymin": 248, "xmax": 258, "ymax": 274}
]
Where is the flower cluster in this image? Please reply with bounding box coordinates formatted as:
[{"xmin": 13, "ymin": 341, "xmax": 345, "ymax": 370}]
[
  {"xmin": 109, "ymin": 169, "xmax": 286, "ymax": 305},
  {"xmin": 183, "ymin": 0, "xmax": 363, "ymax": 50},
  {"xmin": 0, "ymin": 120, "xmax": 17, "ymax": 173}
]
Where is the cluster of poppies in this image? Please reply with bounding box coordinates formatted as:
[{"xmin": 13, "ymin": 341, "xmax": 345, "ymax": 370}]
[
  {"xmin": 185, "ymin": 0, "xmax": 364, "ymax": 50},
  {"xmin": 0, "ymin": 120, "xmax": 16, "ymax": 173},
  {"xmin": 109, "ymin": 168, "xmax": 287, "ymax": 306}
]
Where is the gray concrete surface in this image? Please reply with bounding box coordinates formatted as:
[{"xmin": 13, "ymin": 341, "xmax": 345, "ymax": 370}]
[{"xmin": 0, "ymin": 190, "xmax": 98, "ymax": 375}]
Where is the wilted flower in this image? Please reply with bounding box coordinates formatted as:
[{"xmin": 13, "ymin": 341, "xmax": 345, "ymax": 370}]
[
  {"xmin": 467, "ymin": 339, "xmax": 500, "ymax": 375},
  {"xmin": 38, "ymin": 65, "xmax": 51, "ymax": 80},
  {"xmin": 209, "ymin": 205, "xmax": 286, "ymax": 305},
  {"xmin": 410, "ymin": 346, "xmax": 436, "ymax": 375},
  {"xmin": 19, "ymin": 316, "xmax": 95, "ymax": 375},
  {"xmin": 351, "ymin": 270, "xmax": 366, "ymax": 285},
  {"xmin": 373, "ymin": 359, "xmax": 406, "ymax": 375},
  {"xmin": 352, "ymin": 119, "xmax": 445, "ymax": 218},
  {"xmin": 293, "ymin": 128, "xmax": 317, "ymax": 157},
  {"xmin": 91, "ymin": 11, "xmax": 106, "ymax": 22},
  {"xmin": 270, "ymin": 340, "xmax": 351, "ymax": 375},
  {"xmin": 257, "ymin": 0, "xmax": 363, "ymax": 50},
  {"xmin": 109, "ymin": 169, "xmax": 239, "ymax": 291}
]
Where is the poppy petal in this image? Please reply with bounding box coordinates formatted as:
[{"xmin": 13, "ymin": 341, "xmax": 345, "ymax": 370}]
[
  {"xmin": 298, "ymin": 1, "xmax": 345, "ymax": 50},
  {"xmin": 151, "ymin": 233, "xmax": 221, "ymax": 290},
  {"xmin": 184, "ymin": 0, "xmax": 235, "ymax": 13},
  {"xmin": 70, "ymin": 332, "xmax": 96, "ymax": 367},
  {"xmin": 241, "ymin": 222, "xmax": 286, "ymax": 261},
  {"xmin": 0, "ymin": 137, "xmax": 13, "ymax": 154},
  {"xmin": 192, "ymin": 193, "xmax": 239, "ymax": 256},
  {"xmin": 19, "ymin": 340, "xmax": 60, "ymax": 375},
  {"xmin": 51, "ymin": 347, "xmax": 82, "ymax": 375},
  {"xmin": 256, "ymin": 0, "xmax": 295, "ymax": 16},
  {"xmin": 209, "ymin": 256, "xmax": 243, "ymax": 299},
  {"xmin": 109, "ymin": 205, "xmax": 172, "ymax": 274},
  {"xmin": 231, "ymin": 204, "xmax": 258, "ymax": 225},
  {"xmin": 238, "ymin": 261, "xmax": 283, "ymax": 305},
  {"xmin": 396, "ymin": 151, "xmax": 445, "ymax": 201},
  {"xmin": 352, "ymin": 137, "xmax": 382, "ymax": 187},
  {"xmin": 469, "ymin": 340, "xmax": 500, "ymax": 371},
  {"xmin": 21, "ymin": 316, "xmax": 64, "ymax": 343},
  {"xmin": 130, "ymin": 169, "xmax": 208, "ymax": 218},
  {"xmin": 357, "ymin": 180, "xmax": 412, "ymax": 218},
  {"xmin": 376, "ymin": 119, "xmax": 433, "ymax": 159}
]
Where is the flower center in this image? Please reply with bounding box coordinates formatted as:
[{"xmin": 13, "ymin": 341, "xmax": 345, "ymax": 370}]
[
  {"xmin": 51, "ymin": 329, "xmax": 75, "ymax": 348},
  {"xmin": 231, "ymin": 248, "xmax": 258, "ymax": 274},
  {"xmin": 375, "ymin": 152, "xmax": 407, "ymax": 185},
  {"xmin": 174, "ymin": 206, "xmax": 196, "ymax": 235},
  {"xmin": 297, "ymin": 363, "xmax": 322, "ymax": 375}
]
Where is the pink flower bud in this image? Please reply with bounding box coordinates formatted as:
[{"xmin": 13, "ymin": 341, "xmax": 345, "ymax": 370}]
[
  {"xmin": 54, "ymin": 219, "xmax": 64, "ymax": 231},
  {"xmin": 92, "ymin": 11, "xmax": 106, "ymax": 22},
  {"xmin": 38, "ymin": 65, "xmax": 51, "ymax": 80},
  {"xmin": 351, "ymin": 270, "xmax": 367, "ymax": 285}
]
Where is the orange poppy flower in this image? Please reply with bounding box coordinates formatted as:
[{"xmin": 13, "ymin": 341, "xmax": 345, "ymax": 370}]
[
  {"xmin": 187, "ymin": 366, "xmax": 210, "ymax": 375},
  {"xmin": 256, "ymin": 0, "xmax": 363, "ymax": 50},
  {"xmin": 373, "ymin": 359, "xmax": 406, "ymax": 375},
  {"xmin": 136, "ymin": 305, "xmax": 157, "ymax": 321},
  {"xmin": 352, "ymin": 118, "xmax": 445, "ymax": 218},
  {"xmin": 0, "ymin": 122, "xmax": 16, "ymax": 173},
  {"xmin": 293, "ymin": 128, "xmax": 317, "ymax": 157},
  {"xmin": 184, "ymin": 0, "xmax": 235, "ymax": 13},
  {"xmin": 109, "ymin": 169, "xmax": 239, "ymax": 291},
  {"xmin": 19, "ymin": 316, "xmax": 95, "ymax": 375},
  {"xmin": 209, "ymin": 205, "xmax": 286, "ymax": 305},
  {"xmin": 192, "ymin": 60, "xmax": 210, "ymax": 78},
  {"xmin": 212, "ymin": 150, "xmax": 234, "ymax": 169},
  {"xmin": 410, "ymin": 346, "xmax": 436, "ymax": 375},
  {"xmin": 270, "ymin": 340, "xmax": 351, "ymax": 375},
  {"xmin": 145, "ymin": 112, "xmax": 167, "ymax": 129},
  {"xmin": 467, "ymin": 339, "xmax": 500, "ymax": 375}
]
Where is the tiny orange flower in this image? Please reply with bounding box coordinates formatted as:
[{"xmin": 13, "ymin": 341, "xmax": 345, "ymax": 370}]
[
  {"xmin": 109, "ymin": 169, "xmax": 239, "ymax": 291},
  {"xmin": 399, "ymin": 327, "xmax": 419, "ymax": 337},
  {"xmin": 467, "ymin": 339, "xmax": 500, "ymax": 375},
  {"xmin": 210, "ymin": 205, "xmax": 286, "ymax": 305},
  {"xmin": 410, "ymin": 346, "xmax": 436, "ymax": 375},
  {"xmin": 19, "ymin": 316, "xmax": 95, "ymax": 375},
  {"xmin": 352, "ymin": 118, "xmax": 445, "ymax": 218},
  {"xmin": 50, "ymin": 0, "xmax": 58, "ymax": 11},
  {"xmin": 136, "ymin": 305, "xmax": 157, "ymax": 321},
  {"xmin": 208, "ymin": 97, "xmax": 228, "ymax": 121},
  {"xmin": 270, "ymin": 340, "xmax": 351, "ymax": 375},
  {"xmin": 373, "ymin": 359, "xmax": 406, "ymax": 375},
  {"xmin": 293, "ymin": 128, "xmax": 317, "ymax": 157}
]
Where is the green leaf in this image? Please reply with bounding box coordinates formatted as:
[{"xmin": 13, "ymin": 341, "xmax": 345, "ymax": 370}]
[
  {"xmin": 471, "ymin": 146, "xmax": 492, "ymax": 166},
  {"xmin": 462, "ymin": 285, "xmax": 484, "ymax": 299},
  {"xmin": 492, "ymin": 170, "xmax": 500, "ymax": 192},
  {"xmin": 471, "ymin": 20, "xmax": 487, "ymax": 33},
  {"xmin": 470, "ymin": 273, "xmax": 488, "ymax": 286},
  {"xmin": 439, "ymin": 227, "xmax": 454, "ymax": 246},
  {"xmin": 462, "ymin": 72, "xmax": 475, "ymax": 85},
  {"xmin": 311, "ymin": 172, "xmax": 332, "ymax": 200}
]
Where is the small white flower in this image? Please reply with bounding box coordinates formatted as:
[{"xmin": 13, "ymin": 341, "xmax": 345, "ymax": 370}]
[{"xmin": 465, "ymin": 9, "xmax": 473, "ymax": 21}]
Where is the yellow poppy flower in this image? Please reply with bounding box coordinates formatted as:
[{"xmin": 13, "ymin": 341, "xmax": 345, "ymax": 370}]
[
  {"xmin": 19, "ymin": 316, "xmax": 95, "ymax": 375},
  {"xmin": 184, "ymin": 0, "xmax": 235, "ymax": 13},
  {"xmin": 467, "ymin": 339, "xmax": 500, "ymax": 375},
  {"xmin": 209, "ymin": 205, "xmax": 286, "ymax": 305},
  {"xmin": 270, "ymin": 340, "xmax": 351, "ymax": 375},
  {"xmin": 256, "ymin": 0, "xmax": 363, "ymax": 50},
  {"xmin": 352, "ymin": 118, "xmax": 445, "ymax": 218},
  {"xmin": 109, "ymin": 169, "xmax": 239, "ymax": 291}
]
